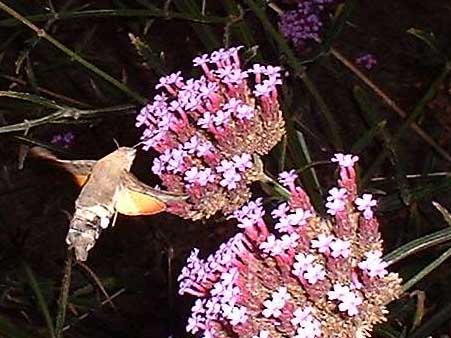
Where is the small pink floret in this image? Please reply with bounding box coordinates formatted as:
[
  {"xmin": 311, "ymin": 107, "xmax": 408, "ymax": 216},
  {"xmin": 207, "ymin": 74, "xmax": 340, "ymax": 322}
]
[{"xmin": 331, "ymin": 153, "xmax": 359, "ymax": 168}]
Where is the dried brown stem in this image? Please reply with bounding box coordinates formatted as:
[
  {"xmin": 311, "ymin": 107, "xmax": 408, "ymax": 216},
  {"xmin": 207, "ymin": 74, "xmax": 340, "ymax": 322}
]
[
  {"xmin": 331, "ymin": 48, "xmax": 451, "ymax": 162},
  {"xmin": 76, "ymin": 261, "xmax": 118, "ymax": 312}
]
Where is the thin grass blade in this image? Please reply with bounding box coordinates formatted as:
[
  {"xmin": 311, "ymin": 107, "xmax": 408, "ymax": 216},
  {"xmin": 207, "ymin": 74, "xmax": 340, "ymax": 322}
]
[
  {"xmin": 384, "ymin": 227, "xmax": 451, "ymax": 265},
  {"xmin": 23, "ymin": 262, "xmax": 56, "ymax": 338}
]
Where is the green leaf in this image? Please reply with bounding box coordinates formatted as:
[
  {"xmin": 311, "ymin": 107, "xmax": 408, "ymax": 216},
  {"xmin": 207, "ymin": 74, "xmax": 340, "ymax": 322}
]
[
  {"xmin": 55, "ymin": 252, "xmax": 73, "ymax": 338},
  {"xmin": 172, "ymin": 0, "xmax": 220, "ymax": 50},
  {"xmin": 406, "ymin": 27, "xmax": 441, "ymax": 55},
  {"xmin": 294, "ymin": 129, "xmax": 322, "ymax": 195},
  {"xmin": 402, "ymin": 245, "xmax": 451, "ymax": 291},
  {"xmin": 129, "ymin": 33, "xmax": 166, "ymax": 76},
  {"xmin": 432, "ymin": 201, "xmax": 451, "ymax": 226},
  {"xmin": 351, "ymin": 120, "xmax": 387, "ymax": 153},
  {"xmin": 0, "ymin": 2, "xmax": 147, "ymax": 104},
  {"xmin": 244, "ymin": 0, "xmax": 342, "ymax": 148},
  {"xmin": 354, "ymin": 85, "xmax": 411, "ymax": 202},
  {"xmin": 0, "ymin": 315, "xmax": 39, "ymax": 338},
  {"xmin": 221, "ymin": 1, "xmax": 257, "ymax": 50},
  {"xmin": 320, "ymin": 0, "xmax": 357, "ymax": 54},
  {"xmin": 0, "ymin": 103, "xmax": 135, "ymax": 135},
  {"xmin": 363, "ymin": 60, "xmax": 451, "ymax": 178},
  {"xmin": 379, "ymin": 178, "xmax": 451, "ymax": 212},
  {"xmin": 384, "ymin": 227, "xmax": 451, "ymax": 265},
  {"xmin": 0, "ymin": 90, "xmax": 64, "ymax": 109},
  {"xmin": 23, "ymin": 263, "xmax": 56, "ymax": 338},
  {"xmin": 286, "ymin": 122, "xmax": 324, "ymax": 212},
  {"xmin": 0, "ymin": 9, "xmax": 228, "ymax": 27}
]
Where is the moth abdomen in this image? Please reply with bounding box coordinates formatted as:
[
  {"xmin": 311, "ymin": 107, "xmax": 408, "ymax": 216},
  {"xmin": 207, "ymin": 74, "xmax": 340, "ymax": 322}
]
[{"xmin": 66, "ymin": 215, "xmax": 104, "ymax": 261}]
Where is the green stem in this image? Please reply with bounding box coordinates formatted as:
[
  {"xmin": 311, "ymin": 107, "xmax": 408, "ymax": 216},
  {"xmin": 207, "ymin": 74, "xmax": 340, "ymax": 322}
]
[
  {"xmin": 332, "ymin": 48, "xmax": 451, "ymax": 163},
  {"xmin": 260, "ymin": 172, "xmax": 291, "ymax": 199},
  {"xmin": 299, "ymin": 72, "xmax": 342, "ymax": 149},
  {"xmin": 0, "ymin": 111, "xmax": 64, "ymax": 134},
  {"xmin": 0, "ymin": 104, "xmax": 135, "ymax": 135},
  {"xmin": 23, "ymin": 263, "xmax": 56, "ymax": 338},
  {"xmin": 244, "ymin": 0, "xmax": 342, "ymax": 149},
  {"xmin": 384, "ymin": 227, "xmax": 451, "ymax": 266},
  {"xmin": 363, "ymin": 60, "xmax": 451, "ymax": 184},
  {"xmin": 0, "ymin": 8, "xmax": 229, "ymax": 27},
  {"xmin": 55, "ymin": 251, "xmax": 73, "ymax": 338},
  {"xmin": 402, "ymin": 245, "xmax": 451, "ymax": 292},
  {"xmin": 0, "ymin": 2, "xmax": 146, "ymax": 104},
  {"xmin": 81, "ymin": 104, "xmax": 136, "ymax": 114}
]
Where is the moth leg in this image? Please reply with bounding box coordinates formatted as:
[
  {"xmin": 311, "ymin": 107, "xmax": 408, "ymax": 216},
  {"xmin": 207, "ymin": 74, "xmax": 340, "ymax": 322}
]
[{"xmin": 110, "ymin": 211, "xmax": 119, "ymax": 227}]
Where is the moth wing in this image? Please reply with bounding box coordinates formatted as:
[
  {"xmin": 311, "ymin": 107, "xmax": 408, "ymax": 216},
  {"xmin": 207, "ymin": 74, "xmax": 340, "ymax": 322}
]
[
  {"xmin": 115, "ymin": 189, "xmax": 166, "ymax": 216},
  {"xmin": 115, "ymin": 171, "xmax": 187, "ymax": 216},
  {"xmin": 30, "ymin": 146, "xmax": 96, "ymax": 186},
  {"xmin": 71, "ymin": 173, "xmax": 91, "ymax": 187}
]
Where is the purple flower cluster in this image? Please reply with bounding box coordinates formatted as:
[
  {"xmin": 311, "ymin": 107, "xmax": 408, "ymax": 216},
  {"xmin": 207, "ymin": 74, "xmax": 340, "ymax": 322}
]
[
  {"xmin": 51, "ymin": 131, "xmax": 75, "ymax": 149},
  {"xmin": 279, "ymin": 0, "xmax": 336, "ymax": 50},
  {"xmin": 136, "ymin": 47, "xmax": 286, "ymax": 220},
  {"xmin": 355, "ymin": 53, "xmax": 378, "ymax": 70},
  {"xmin": 178, "ymin": 154, "xmax": 402, "ymax": 338}
]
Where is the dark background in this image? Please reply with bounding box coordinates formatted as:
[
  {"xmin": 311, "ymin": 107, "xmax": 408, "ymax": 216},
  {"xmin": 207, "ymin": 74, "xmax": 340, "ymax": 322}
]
[{"xmin": 0, "ymin": 1, "xmax": 450, "ymax": 337}]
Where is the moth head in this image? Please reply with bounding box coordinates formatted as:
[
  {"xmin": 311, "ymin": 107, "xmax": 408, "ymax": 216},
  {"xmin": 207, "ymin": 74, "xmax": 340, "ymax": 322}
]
[{"xmin": 113, "ymin": 147, "xmax": 137, "ymax": 168}]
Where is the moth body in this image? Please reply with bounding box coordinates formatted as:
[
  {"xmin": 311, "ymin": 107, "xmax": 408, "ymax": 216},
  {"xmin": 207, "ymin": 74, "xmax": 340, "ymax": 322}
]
[
  {"xmin": 31, "ymin": 146, "xmax": 186, "ymax": 261},
  {"xmin": 67, "ymin": 147, "xmax": 136, "ymax": 260}
]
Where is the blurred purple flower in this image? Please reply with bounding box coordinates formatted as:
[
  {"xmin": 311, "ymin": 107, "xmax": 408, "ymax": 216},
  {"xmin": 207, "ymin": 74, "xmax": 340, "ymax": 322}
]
[
  {"xmin": 279, "ymin": 0, "xmax": 337, "ymax": 50},
  {"xmin": 355, "ymin": 53, "xmax": 378, "ymax": 70},
  {"xmin": 51, "ymin": 132, "xmax": 75, "ymax": 149}
]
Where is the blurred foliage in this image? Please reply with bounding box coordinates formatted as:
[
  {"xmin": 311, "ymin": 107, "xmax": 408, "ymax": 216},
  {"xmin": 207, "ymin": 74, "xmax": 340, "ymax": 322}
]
[{"xmin": 0, "ymin": 0, "xmax": 450, "ymax": 337}]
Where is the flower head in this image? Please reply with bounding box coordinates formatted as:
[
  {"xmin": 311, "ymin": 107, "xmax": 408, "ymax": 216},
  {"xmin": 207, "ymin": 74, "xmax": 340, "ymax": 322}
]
[
  {"xmin": 279, "ymin": 0, "xmax": 337, "ymax": 51},
  {"xmin": 179, "ymin": 154, "xmax": 402, "ymax": 338},
  {"xmin": 262, "ymin": 287, "xmax": 291, "ymax": 318},
  {"xmin": 331, "ymin": 153, "xmax": 359, "ymax": 168},
  {"xmin": 278, "ymin": 169, "xmax": 298, "ymax": 188},
  {"xmin": 355, "ymin": 194, "xmax": 377, "ymax": 220},
  {"xmin": 136, "ymin": 46, "xmax": 285, "ymax": 220},
  {"xmin": 355, "ymin": 53, "xmax": 378, "ymax": 70},
  {"xmin": 327, "ymin": 284, "xmax": 362, "ymax": 316},
  {"xmin": 51, "ymin": 131, "xmax": 75, "ymax": 149},
  {"xmin": 358, "ymin": 250, "xmax": 388, "ymax": 278},
  {"xmin": 252, "ymin": 330, "xmax": 270, "ymax": 338}
]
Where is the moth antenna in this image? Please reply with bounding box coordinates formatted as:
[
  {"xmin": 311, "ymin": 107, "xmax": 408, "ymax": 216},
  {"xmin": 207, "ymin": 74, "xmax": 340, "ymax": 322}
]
[{"xmin": 113, "ymin": 138, "xmax": 120, "ymax": 149}]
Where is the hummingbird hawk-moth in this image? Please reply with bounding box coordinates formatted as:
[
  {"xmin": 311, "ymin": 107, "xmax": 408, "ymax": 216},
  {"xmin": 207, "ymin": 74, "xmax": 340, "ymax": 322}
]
[{"xmin": 32, "ymin": 146, "xmax": 186, "ymax": 261}]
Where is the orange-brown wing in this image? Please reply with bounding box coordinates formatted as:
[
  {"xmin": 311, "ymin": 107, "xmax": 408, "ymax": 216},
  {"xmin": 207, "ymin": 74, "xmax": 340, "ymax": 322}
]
[
  {"xmin": 115, "ymin": 171, "xmax": 187, "ymax": 216},
  {"xmin": 72, "ymin": 174, "xmax": 90, "ymax": 186},
  {"xmin": 30, "ymin": 146, "xmax": 96, "ymax": 186},
  {"xmin": 115, "ymin": 188, "xmax": 166, "ymax": 216}
]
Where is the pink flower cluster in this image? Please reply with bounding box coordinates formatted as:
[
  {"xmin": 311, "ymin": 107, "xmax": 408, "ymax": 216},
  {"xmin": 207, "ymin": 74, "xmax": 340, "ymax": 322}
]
[
  {"xmin": 136, "ymin": 47, "xmax": 285, "ymax": 220},
  {"xmin": 178, "ymin": 154, "xmax": 402, "ymax": 338}
]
